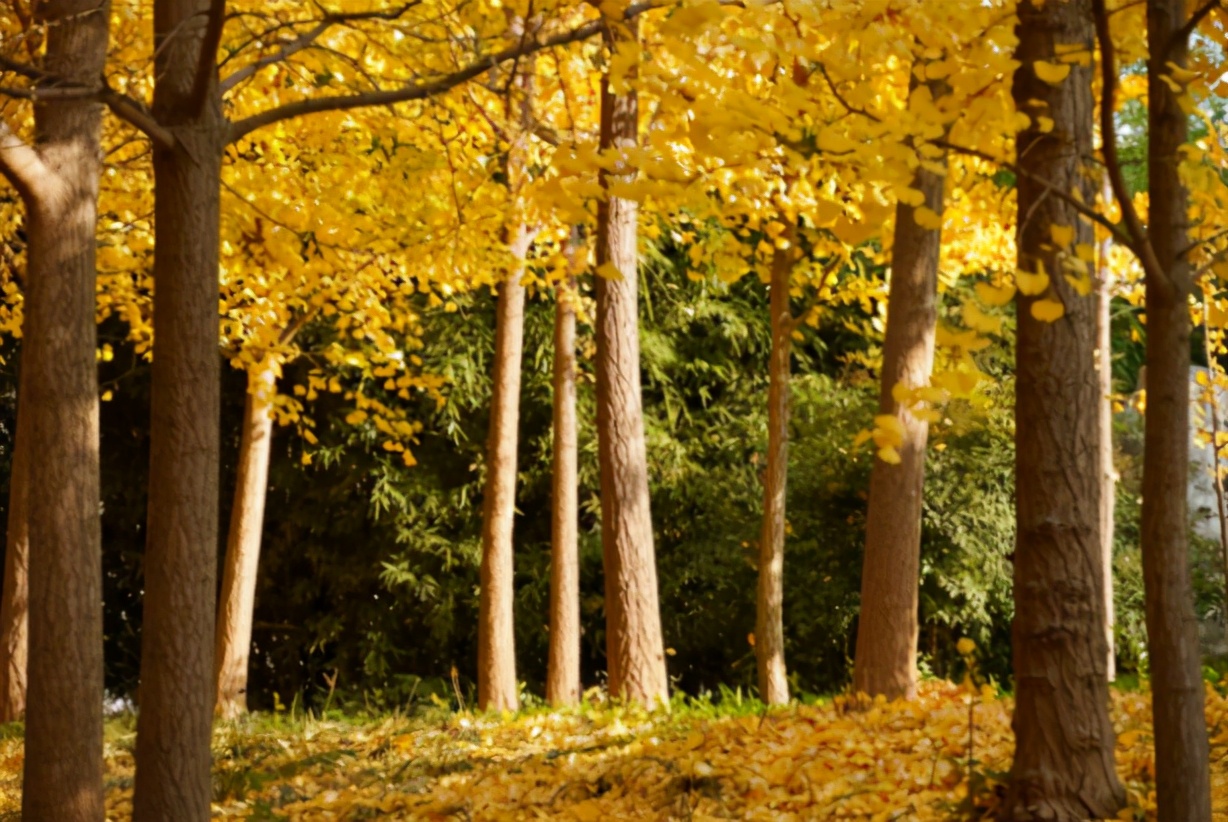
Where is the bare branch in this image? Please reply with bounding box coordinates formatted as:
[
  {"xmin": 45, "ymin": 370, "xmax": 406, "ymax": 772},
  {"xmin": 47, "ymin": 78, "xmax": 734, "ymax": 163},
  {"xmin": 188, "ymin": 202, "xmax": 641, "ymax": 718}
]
[
  {"xmin": 100, "ymin": 85, "xmax": 178, "ymax": 150},
  {"xmin": 190, "ymin": 0, "xmax": 229, "ymax": 114},
  {"xmin": 1091, "ymin": 0, "xmax": 1166, "ymax": 284},
  {"xmin": 0, "ymin": 120, "xmax": 48, "ymax": 202},
  {"xmin": 219, "ymin": 3, "xmax": 423, "ymax": 94},
  {"xmin": 1174, "ymin": 0, "xmax": 1222, "ymax": 53}
]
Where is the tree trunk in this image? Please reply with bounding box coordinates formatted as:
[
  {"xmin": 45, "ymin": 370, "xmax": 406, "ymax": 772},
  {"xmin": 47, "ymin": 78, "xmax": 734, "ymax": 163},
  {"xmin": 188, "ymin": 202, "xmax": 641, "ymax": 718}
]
[
  {"xmin": 0, "ymin": 4, "xmax": 113, "ymax": 820},
  {"xmin": 477, "ymin": 225, "xmax": 531, "ymax": 713},
  {"xmin": 1096, "ymin": 205, "xmax": 1117, "ymax": 683},
  {"xmin": 853, "ymin": 124, "xmax": 945, "ymax": 702},
  {"xmin": 595, "ymin": 17, "xmax": 668, "ymax": 706},
  {"xmin": 547, "ymin": 271, "xmax": 581, "ymax": 707},
  {"xmin": 0, "ymin": 367, "xmax": 30, "ymax": 722},
  {"xmin": 214, "ymin": 361, "xmax": 278, "ymax": 719},
  {"xmin": 1139, "ymin": 0, "xmax": 1212, "ymax": 816},
  {"xmin": 756, "ymin": 231, "xmax": 795, "ymax": 706},
  {"xmin": 1003, "ymin": 1, "xmax": 1125, "ymax": 817},
  {"xmin": 132, "ymin": 2, "xmax": 225, "ymax": 818}
]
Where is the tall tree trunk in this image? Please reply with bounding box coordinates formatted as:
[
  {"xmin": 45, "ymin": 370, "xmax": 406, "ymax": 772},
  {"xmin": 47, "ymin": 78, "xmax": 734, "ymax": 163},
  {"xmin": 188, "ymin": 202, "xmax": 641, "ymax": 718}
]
[
  {"xmin": 0, "ymin": 3, "xmax": 113, "ymax": 820},
  {"xmin": 547, "ymin": 271, "xmax": 581, "ymax": 707},
  {"xmin": 1003, "ymin": 1, "xmax": 1125, "ymax": 817},
  {"xmin": 0, "ymin": 368, "xmax": 30, "ymax": 722},
  {"xmin": 1096, "ymin": 205, "xmax": 1117, "ymax": 683},
  {"xmin": 853, "ymin": 122, "xmax": 945, "ymax": 702},
  {"xmin": 755, "ymin": 230, "xmax": 795, "ymax": 706},
  {"xmin": 1139, "ymin": 0, "xmax": 1212, "ymax": 816},
  {"xmin": 595, "ymin": 16, "xmax": 668, "ymax": 706},
  {"xmin": 214, "ymin": 361, "xmax": 277, "ymax": 719},
  {"xmin": 132, "ymin": 2, "xmax": 226, "ymax": 818},
  {"xmin": 477, "ymin": 225, "xmax": 531, "ymax": 712}
]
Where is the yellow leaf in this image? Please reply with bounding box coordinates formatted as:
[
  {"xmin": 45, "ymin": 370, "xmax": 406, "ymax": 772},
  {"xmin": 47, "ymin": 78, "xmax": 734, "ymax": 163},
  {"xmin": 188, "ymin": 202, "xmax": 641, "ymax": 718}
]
[
  {"xmin": 975, "ymin": 281, "xmax": 1016, "ymax": 307},
  {"xmin": 963, "ymin": 303, "xmax": 1004, "ymax": 335},
  {"xmin": 817, "ymin": 128, "xmax": 857, "ymax": 154},
  {"xmin": 1016, "ymin": 268, "xmax": 1050, "ymax": 296},
  {"xmin": 877, "ymin": 445, "xmax": 902, "ymax": 465},
  {"xmin": 1049, "ymin": 224, "xmax": 1075, "ymax": 247},
  {"xmin": 596, "ymin": 261, "xmax": 625, "ymax": 281},
  {"xmin": 1031, "ymin": 298, "xmax": 1066, "ymax": 322},
  {"xmin": 914, "ymin": 206, "xmax": 943, "ymax": 230},
  {"xmin": 1033, "ymin": 60, "xmax": 1071, "ymax": 85}
]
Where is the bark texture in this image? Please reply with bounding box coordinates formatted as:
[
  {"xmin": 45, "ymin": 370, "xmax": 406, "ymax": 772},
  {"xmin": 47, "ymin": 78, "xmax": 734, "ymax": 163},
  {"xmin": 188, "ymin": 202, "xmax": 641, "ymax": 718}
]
[
  {"xmin": 853, "ymin": 125, "xmax": 945, "ymax": 702},
  {"xmin": 0, "ymin": 369, "xmax": 30, "ymax": 722},
  {"xmin": 3, "ymin": 3, "xmax": 112, "ymax": 820},
  {"xmin": 595, "ymin": 18, "xmax": 668, "ymax": 706},
  {"xmin": 214, "ymin": 362, "xmax": 278, "ymax": 719},
  {"xmin": 132, "ymin": 2, "xmax": 226, "ymax": 818},
  {"xmin": 755, "ymin": 234, "xmax": 795, "ymax": 706},
  {"xmin": 1003, "ymin": 2, "xmax": 1125, "ymax": 817},
  {"xmin": 548, "ymin": 272, "xmax": 581, "ymax": 707},
  {"xmin": 1139, "ymin": 0, "xmax": 1212, "ymax": 816},
  {"xmin": 1096, "ymin": 213, "xmax": 1117, "ymax": 683},
  {"xmin": 477, "ymin": 225, "xmax": 531, "ymax": 712}
]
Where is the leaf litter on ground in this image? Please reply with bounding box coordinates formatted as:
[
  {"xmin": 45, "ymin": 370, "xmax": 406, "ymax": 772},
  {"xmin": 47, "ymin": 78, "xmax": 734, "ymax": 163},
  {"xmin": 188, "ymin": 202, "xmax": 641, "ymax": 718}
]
[{"xmin": 0, "ymin": 681, "xmax": 1225, "ymax": 819}]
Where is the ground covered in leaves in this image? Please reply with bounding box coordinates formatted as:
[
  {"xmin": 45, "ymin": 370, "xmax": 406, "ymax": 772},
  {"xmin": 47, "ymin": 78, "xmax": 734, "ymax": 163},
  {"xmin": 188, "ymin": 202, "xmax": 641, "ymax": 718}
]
[{"xmin": 0, "ymin": 682, "xmax": 1226, "ymax": 819}]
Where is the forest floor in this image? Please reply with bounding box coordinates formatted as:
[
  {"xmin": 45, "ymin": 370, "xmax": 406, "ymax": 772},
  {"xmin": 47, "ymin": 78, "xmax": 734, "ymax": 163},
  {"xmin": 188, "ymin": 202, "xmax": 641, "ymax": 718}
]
[{"xmin": 0, "ymin": 681, "xmax": 1223, "ymax": 820}]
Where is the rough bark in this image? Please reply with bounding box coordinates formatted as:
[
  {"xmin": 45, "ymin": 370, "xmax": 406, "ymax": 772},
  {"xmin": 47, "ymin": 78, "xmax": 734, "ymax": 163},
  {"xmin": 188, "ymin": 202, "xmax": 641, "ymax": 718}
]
[
  {"xmin": 595, "ymin": 17, "xmax": 668, "ymax": 706},
  {"xmin": 547, "ymin": 269, "xmax": 581, "ymax": 707},
  {"xmin": 1096, "ymin": 209, "xmax": 1117, "ymax": 683},
  {"xmin": 1139, "ymin": 0, "xmax": 1212, "ymax": 816},
  {"xmin": 132, "ymin": 1, "xmax": 226, "ymax": 818},
  {"xmin": 1003, "ymin": 1, "xmax": 1125, "ymax": 817},
  {"xmin": 755, "ymin": 233, "xmax": 795, "ymax": 706},
  {"xmin": 477, "ymin": 225, "xmax": 531, "ymax": 713},
  {"xmin": 853, "ymin": 122, "xmax": 945, "ymax": 703},
  {"xmin": 0, "ymin": 368, "xmax": 30, "ymax": 722},
  {"xmin": 0, "ymin": 3, "xmax": 113, "ymax": 820},
  {"xmin": 214, "ymin": 361, "xmax": 278, "ymax": 719}
]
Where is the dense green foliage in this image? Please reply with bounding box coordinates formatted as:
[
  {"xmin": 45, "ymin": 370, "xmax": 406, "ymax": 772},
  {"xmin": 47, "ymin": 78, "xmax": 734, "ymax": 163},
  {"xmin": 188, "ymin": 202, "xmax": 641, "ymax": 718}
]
[{"xmin": 0, "ymin": 241, "xmax": 1215, "ymax": 710}]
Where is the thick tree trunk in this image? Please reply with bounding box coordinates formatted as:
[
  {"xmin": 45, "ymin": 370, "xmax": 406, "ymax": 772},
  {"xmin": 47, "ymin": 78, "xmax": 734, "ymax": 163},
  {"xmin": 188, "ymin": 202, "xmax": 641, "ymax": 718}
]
[
  {"xmin": 1003, "ymin": 2, "xmax": 1125, "ymax": 817},
  {"xmin": 1140, "ymin": 1, "xmax": 1212, "ymax": 817},
  {"xmin": 214, "ymin": 361, "xmax": 278, "ymax": 719},
  {"xmin": 547, "ymin": 273, "xmax": 581, "ymax": 707},
  {"xmin": 477, "ymin": 225, "xmax": 531, "ymax": 712},
  {"xmin": 0, "ymin": 369, "xmax": 30, "ymax": 722},
  {"xmin": 595, "ymin": 18, "xmax": 668, "ymax": 706},
  {"xmin": 1096, "ymin": 212, "xmax": 1117, "ymax": 682},
  {"xmin": 0, "ymin": 4, "xmax": 112, "ymax": 820},
  {"xmin": 853, "ymin": 133, "xmax": 945, "ymax": 702},
  {"xmin": 133, "ymin": 2, "xmax": 225, "ymax": 819},
  {"xmin": 755, "ymin": 233, "xmax": 795, "ymax": 706}
]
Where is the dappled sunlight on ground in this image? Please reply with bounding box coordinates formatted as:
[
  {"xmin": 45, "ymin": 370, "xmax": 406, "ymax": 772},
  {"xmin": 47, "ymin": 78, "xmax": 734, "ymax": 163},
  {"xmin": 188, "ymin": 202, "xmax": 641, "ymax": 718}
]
[{"xmin": 0, "ymin": 681, "xmax": 1225, "ymax": 819}]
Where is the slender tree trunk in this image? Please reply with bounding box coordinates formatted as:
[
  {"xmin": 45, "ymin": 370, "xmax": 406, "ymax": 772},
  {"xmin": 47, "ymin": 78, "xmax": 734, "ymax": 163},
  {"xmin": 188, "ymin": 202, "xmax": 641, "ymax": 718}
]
[
  {"xmin": 477, "ymin": 225, "xmax": 531, "ymax": 712},
  {"xmin": 1003, "ymin": 2, "xmax": 1125, "ymax": 817},
  {"xmin": 0, "ymin": 368, "xmax": 30, "ymax": 722},
  {"xmin": 547, "ymin": 269, "xmax": 581, "ymax": 707},
  {"xmin": 853, "ymin": 123, "xmax": 945, "ymax": 702},
  {"xmin": 133, "ymin": 2, "xmax": 226, "ymax": 818},
  {"xmin": 756, "ymin": 231, "xmax": 795, "ymax": 706},
  {"xmin": 1096, "ymin": 208, "xmax": 1117, "ymax": 682},
  {"xmin": 214, "ymin": 361, "xmax": 278, "ymax": 719},
  {"xmin": 595, "ymin": 17, "xmax": 668, "ymax": 706},
  {"xmin": 0, "ymin": 3, "xmax": 113, "ymax": 820},
  {"xmin": 1139, "ymin": 0, "xmax": 1212, "ymax": 816}
]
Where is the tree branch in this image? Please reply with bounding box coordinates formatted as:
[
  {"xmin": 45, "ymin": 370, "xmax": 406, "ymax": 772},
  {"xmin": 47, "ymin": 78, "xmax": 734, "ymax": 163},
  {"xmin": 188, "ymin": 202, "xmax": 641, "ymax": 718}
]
[
  {"xmin": 1091, "ymin": 0, "xmax": 1165, "ymax": 284},
  {"xmin": 931, "ymin": 138, "xmax": 1132, "ymax": 246},
  {"xmin": 226, "ymin": 0, "xmax": 682, "ymax": 144},
  {"xmin": 1174, "ymin": 0, "xmax": 1222, "ymax": 53},
  {"xmin": 0, "ymin": 120, "xmax": 47, "ymax": 202},
  {"xmin": 100, "ymin": 85, "xmax": 178, "ymax": 150},
  {"xmin": 190, "ymin": 0, "xmax": 229, "ymax": 115},
  {"xmin": 219, "ymin": 2, "xmax": 423, "ymax": 94}
]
